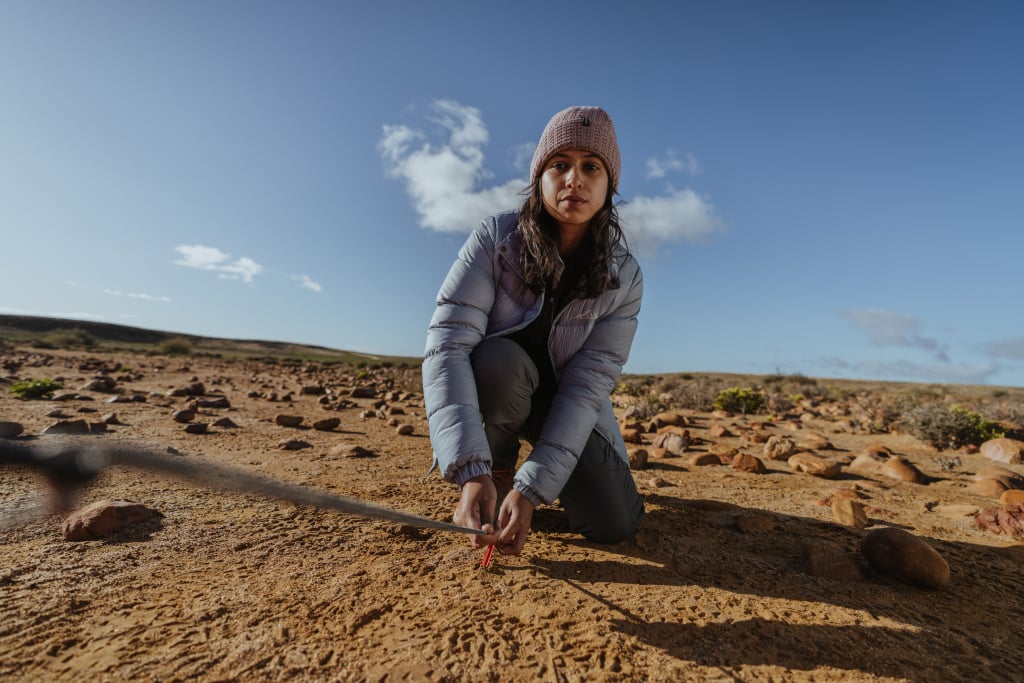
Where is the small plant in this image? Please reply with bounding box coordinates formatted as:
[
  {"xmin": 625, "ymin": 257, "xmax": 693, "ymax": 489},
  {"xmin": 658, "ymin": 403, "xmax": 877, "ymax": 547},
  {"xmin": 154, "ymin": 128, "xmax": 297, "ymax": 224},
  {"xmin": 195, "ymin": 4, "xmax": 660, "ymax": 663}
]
[
  {"xmin": 10, "ymin": 378, "xmax": 64, "ymax": 400},
  {"xmin": 713, "ymin": 387, "xmax": 765, "ymax": 415},
  {"xmin": 159, "ymin": 338, "xmax": 193, "ymax": 356},
  {"xmin": 902, "ymin": 403, "xmax": 1005, "ymax": 450},
  {"xmin": 41, "ymin": 328, "xmax": 97, "ymax": 349}
]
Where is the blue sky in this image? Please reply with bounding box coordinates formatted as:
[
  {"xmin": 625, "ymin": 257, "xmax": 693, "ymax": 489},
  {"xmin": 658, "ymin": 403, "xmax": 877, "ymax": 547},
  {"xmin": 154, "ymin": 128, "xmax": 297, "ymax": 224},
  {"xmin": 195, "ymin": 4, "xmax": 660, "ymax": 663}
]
[{"xmin": 2, "ymin": 2, "xmax": 1022, "ymax": 387}]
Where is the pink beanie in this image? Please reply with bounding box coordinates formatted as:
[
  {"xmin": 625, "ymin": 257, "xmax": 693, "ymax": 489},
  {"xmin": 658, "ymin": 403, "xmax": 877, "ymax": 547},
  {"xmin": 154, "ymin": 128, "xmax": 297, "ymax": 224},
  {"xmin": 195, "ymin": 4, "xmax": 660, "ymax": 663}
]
[{"xmin": 530, "ymin": 106, "xmax": 621, "ymax": 192}]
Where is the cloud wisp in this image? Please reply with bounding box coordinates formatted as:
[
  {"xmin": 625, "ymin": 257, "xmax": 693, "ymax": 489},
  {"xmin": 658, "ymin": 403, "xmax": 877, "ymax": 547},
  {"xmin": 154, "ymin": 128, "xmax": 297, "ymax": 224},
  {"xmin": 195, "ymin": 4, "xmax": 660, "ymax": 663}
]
[
  {"xmin": 818, "ymin": 356, "xmax": 998, "ymax": 385},
  {"xmin": 104, "ymin": 289, "xmax": 171, "ymax": 303},
  {"xmin": 983, "ymin": 337, "xmax": 1024, "ymax": 361},
  {"xmin": 841, "ymin": 308, "xmax": 950, "ymax": 363},
  {"xmin": 294, "ymin": 275, "xmax": 322, "ymax": 293},
  {"xmin": 379, "ymin": 100, "xmax": 723, "ymax": 255},
  {"xmin": 173, "ymin": 245, "xmax": 264, "ymax": 284}
]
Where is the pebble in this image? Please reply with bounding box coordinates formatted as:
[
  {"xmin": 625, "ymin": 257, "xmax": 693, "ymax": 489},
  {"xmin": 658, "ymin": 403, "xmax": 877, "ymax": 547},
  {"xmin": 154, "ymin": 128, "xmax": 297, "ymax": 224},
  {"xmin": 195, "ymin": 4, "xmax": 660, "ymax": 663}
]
[
  {"xmin": 184, "ymin": 423, "xmax": 208, "ymax": 434},
  {"xmin": 328, "ymin": 444, "xmax": 378, "ymax": 458},
  {"xmin": 396, "ymin": 424, "xmax": 414, "ymax": 435},
  {"xmin": 275, "ymin": 415, "xmax": 304, "ymax": 427},
  {"xmin": 313, "ymin": 417, "xmax": 341, "ymax": 431}
]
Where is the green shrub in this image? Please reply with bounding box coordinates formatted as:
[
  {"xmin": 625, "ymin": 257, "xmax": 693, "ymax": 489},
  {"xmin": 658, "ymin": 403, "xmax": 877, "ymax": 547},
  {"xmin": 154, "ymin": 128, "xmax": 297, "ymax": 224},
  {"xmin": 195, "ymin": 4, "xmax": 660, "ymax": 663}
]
[
  {"xmin": 158, "ymin": 338, "xmax": 193, "ymax": 355},
  {"xmin": 713, "ymin": 387, "xmax": 765, "ymax": 415},
  {"xmin": 902, "ymin": 403, "xmax": 1004, "ymax": 450},
  {"xmin": 10, "ymin": 378, "xmax": 64, "ymax": 400},
  {"xmin": 40, "ymin": 328, "xmax": 97, "ymax": 349}
]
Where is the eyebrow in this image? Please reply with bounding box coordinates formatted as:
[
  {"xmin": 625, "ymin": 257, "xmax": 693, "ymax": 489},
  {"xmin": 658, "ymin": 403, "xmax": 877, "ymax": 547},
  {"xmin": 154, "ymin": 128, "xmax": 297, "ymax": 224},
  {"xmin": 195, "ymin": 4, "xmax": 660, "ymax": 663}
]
[{"xmin": 550, "ymin": 152, "xmax": 602, "ymax": 160}]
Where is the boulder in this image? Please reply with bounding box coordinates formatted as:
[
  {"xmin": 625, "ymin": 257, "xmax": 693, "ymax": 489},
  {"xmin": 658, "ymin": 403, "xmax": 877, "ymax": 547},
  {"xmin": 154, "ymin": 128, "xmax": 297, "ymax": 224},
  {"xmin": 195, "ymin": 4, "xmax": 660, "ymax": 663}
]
[
  {"xmin": 62, "ymin": 500, "xmax": 161, "ymax": 541},
  {"xmin": 796, "ymin": 432, "xmax": 833, "ymax": 451},
  {"xmin": 732, "ymin": 453, "xmax": 767, "ymax": 474},
  {"xmin": 805, "ymin": 541, "xmax": 865, "ymax": 582},
  {"xmin": 971, "ymin": 478, "xmax": 1009, "ymax": 498},
  {"xmin": 980, "ymin": 438, "xmax": 1024, "ymax": 465},
  {"xmin": 880, "ymin": 457, "xmax": 928, "ymax": 484},
  {"xmin": 861, "ymin": 527, "xmax": 950, "ymax": 588},
  {"xmin": 788, "ymin": 452, "xmax": 841, "ymax": 479}
]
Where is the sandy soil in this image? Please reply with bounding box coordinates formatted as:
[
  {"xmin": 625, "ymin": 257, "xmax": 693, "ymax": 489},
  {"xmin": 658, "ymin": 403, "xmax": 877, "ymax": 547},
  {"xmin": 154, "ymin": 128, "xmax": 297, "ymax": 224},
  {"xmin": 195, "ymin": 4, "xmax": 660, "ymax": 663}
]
[{"xmin": 2, "ymin": 348, "xmax": 1023, "ymax": 682}]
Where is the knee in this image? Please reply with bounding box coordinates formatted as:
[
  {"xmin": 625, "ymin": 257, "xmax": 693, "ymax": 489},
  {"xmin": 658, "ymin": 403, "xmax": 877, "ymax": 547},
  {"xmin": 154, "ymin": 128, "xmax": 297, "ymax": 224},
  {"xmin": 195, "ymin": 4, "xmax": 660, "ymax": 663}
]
[
  {"xmin": 471, "ymin": 338, "xmax": 538, "ymax": 408},
  {"xmin": 583, "ymin": 509, "xmax": 644, "ymax": 545}
]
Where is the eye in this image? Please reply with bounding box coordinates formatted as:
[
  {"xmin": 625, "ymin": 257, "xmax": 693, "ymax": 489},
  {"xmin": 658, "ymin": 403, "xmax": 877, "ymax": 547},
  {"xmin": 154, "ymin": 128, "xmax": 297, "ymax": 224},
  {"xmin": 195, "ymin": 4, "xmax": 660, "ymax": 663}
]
[{"xmin": 585, "ymin": 163, "xmax": 603, "ymax": 172}]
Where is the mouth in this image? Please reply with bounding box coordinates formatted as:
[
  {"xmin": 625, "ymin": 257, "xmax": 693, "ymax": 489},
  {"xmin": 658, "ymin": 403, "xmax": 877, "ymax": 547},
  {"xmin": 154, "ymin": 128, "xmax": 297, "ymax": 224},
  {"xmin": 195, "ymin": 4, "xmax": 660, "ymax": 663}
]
[{"xmin": 560, "ymin": 194, "xmax": 586, "ymax": 205}]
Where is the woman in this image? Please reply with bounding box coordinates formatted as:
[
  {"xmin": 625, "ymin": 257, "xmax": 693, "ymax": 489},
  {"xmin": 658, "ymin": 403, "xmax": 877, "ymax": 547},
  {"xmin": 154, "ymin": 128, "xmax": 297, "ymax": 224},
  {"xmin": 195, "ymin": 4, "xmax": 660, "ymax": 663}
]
[{"xmin": 423, "ymin": 106, "xmax": 644, "ymax": 557}]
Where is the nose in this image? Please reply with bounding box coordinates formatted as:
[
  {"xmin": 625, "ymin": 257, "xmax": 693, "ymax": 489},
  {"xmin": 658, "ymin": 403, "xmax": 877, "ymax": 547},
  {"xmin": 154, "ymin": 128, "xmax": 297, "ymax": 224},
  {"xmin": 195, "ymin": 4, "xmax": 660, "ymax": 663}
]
[{"xmin": 564, "ymin": 165, "xmax": 583, "ymax": 188}]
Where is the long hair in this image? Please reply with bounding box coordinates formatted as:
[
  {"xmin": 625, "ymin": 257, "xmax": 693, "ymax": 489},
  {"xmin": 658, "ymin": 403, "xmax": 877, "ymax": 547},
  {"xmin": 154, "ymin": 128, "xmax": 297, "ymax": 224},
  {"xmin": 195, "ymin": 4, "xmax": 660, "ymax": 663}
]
[{"xmin": 517, "ymin": 183, "xmax": 627, "ymax": 299}]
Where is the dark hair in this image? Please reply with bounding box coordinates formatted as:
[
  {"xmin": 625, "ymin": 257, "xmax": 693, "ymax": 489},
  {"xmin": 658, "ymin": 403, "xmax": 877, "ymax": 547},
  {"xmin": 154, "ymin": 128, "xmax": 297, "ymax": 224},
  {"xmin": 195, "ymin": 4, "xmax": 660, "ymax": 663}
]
[{"xmin": 517, "ymin": 184, "xmax": 627, "ymax": 299}]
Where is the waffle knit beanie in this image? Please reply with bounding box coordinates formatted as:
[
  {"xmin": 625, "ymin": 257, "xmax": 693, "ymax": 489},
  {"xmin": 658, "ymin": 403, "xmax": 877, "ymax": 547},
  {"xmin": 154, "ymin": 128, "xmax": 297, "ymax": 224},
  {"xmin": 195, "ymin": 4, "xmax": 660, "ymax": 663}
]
[{"xmin": 530, "ymin": 106, "xmax": 621, "ymax": 192}]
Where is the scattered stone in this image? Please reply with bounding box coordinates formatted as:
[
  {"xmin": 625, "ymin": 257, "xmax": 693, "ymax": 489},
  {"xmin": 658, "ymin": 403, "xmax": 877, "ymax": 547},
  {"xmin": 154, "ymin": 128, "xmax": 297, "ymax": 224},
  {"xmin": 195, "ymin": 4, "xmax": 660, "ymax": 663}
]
[
  {"xmin": 974, "ymin": 466, "xmax": 1024, "ymax": 489},
  {"xmin": 89, "ymin": 422, "xmax": 108, "ymax": 434},
  {"xmin": 387, "ymin": 417, "xmax": 401, "ymax": 427},
  {"xmin": 351, "ymin": 387, "xmax": 376, "ymax": 399},
  {"xmin": 184, "ymin": 423, "xmax": 208, "ymax": 435},
  {"xmin": 360, "ymin": 410, "xmax": 376, "ymax": 419},
  {"xmin": 732, "ymin": 453, "xmax": 767, "ymax": 474},
  {"xmin": 196, "ymin": 396, "xmax": 230, "ymax": 409},
  {"xmin": 861, "ymin": 527, "xmax": 951, "ymax": 589},
  {"xmin": 329, "ymin": 445, "xmax": 378, "ymax": 458},
  {"xmin": 707, "ymin": 424, "xmax": 732, "ymax": 439},
  {"xmin": 301, "ymin": 385, "xmax": 326, "ymax": 395},
  {"xmin": 53, "ymin": 393, "xmax": 79, "ymax": 401},
  {"xmin": 735, "ymin": 513, "xmax": 775, "ymax": 533},
  {"xmin": 275, "ymin": 415, "xmax": 304, "ymax": 427},
  {"xmin": 45, "ymin": 409, "xmax": 67, "ymax": 418},
  {"xmin": 77, "ymin": 407, "xmax": 98, "ymax": 414},
  {"xmin": 79, "ymin": 376, "xmax": 117, "ymax": 393},
  {"xmin": 652, "ymin": 431, "xmax": 689, "ymax": 456},
  {"xmin": 396, "ymin": 424, "xmax": 414, "ymax": 435},
  {"xmin": 628, "ymin": 448, "xmax": 648, "ymax": 470},
  {"xmin": 278, "ymin": 439, "xmax": 312, "ymax": 451},
  {"xmin": 689, "ymin": 453, "xmax": 721, "ymax": 467},
  {"xmin": 212, "ymin": 417, "xmax": 238, "ymax": 428},
  {"xmin": 0, "ymin": 421, "xmax": 24, "ymax": 437},
  {"xmin": 805, "ymin": 542, "xmax": 864, "ymax": 582},
  {"xmin": 313, "ymin": 417, "xmax": 341, "ymax": 431},
  {"xmin": 832, "ymin": 499, "xmax": 869, "ymax": 528},
  {"xmin": 648, "ymin": 411, "xmax": 687, "ymax": 431},
  {"xmin": 105, "ymin": 395, "xmax": 134, "ymax": 404},
  {"xmin": 865, "ymin": 444, "xmax": 894, "ymax": 458},
  {"xmin": 880, "ymin": 458, "xmax": 928, "ymax": 484},
  {"xmin": 980, "ymin": 438, "xmax": 1024, "ymax": 465},
  {"xmin": 763, "ymin": 435, "xmax": 797, "ymax": 461},
  {"xmin": 172, "ymin": 409, "xmax": 196, "ymax": 423},
  {"xmin": 788, "ymin": 452, "xmax": 841, "ymax": 479},
  {"xmin": 621, "ymin": 428, "xmax": 644, "ymax": 444},
  {"xmin": 849, "ymin": 452, "xmax": 885, "ymax": 472},
  {"xmin": 971, "ymin": 479, "xmax": 1009, "ymax": 498},
  {"xmin": 41, "ymin": 419, "xmax": 91, "ymax": 435},
  {"xmin": 185, "ymin": 382, "xmax": 206, "ymax": 396},
  {"xmin": 62, "ymin": 500, "xmax": 162, "ymax": 541},
  {"xmin": 974, "ymin": 503, "xmax": 1024, "ymax": 538},
  {"xmin": 796, "ymin": 432, "xmax": 833, "ymax": 451}
]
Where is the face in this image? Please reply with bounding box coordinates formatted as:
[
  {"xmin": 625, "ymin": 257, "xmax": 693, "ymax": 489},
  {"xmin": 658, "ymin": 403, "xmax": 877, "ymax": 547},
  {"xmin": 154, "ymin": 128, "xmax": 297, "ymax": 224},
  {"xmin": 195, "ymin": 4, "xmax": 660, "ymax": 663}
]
[{"xmin": 540, "ymin": 149, "xmax": 610, "ymax": 235}]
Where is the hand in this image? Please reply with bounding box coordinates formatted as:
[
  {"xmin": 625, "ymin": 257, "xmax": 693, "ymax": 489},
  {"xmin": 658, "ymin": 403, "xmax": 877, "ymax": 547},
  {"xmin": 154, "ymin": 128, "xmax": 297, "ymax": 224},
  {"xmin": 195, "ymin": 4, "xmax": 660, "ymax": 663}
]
[
  {"xmin": 494, "ymin": 489, "xmax": 534, "ymax": 556},
  {"xmin": 455, "ymin": 475, "xmax": 500, "ymax": 549}
]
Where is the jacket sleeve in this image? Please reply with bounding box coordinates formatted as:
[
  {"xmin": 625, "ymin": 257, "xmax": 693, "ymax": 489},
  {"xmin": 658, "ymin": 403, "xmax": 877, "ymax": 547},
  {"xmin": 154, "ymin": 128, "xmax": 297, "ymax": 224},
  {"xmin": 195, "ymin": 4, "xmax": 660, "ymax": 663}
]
[
  {"xmin": 422, "ymin": 220, "xmax": 497, "ymax": 487},
  {"xmin": 514, "ymin": 258, "xmax": 643, "ymax": 505}
]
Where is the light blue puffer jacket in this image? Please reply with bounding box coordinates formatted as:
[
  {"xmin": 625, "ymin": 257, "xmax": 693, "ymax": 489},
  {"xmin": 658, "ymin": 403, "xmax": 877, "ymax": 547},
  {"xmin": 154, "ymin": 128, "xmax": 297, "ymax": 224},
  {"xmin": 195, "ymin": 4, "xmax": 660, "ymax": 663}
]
[{"xmin": 422, "ymin": 211, "xmax": 643, "ymax": 506}]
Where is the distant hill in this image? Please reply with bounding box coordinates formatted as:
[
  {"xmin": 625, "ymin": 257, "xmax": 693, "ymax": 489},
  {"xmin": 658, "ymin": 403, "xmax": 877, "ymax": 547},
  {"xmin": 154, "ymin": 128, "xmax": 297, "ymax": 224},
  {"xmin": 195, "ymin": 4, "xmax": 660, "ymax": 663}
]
[{"xmin": 0, "ymin": 315, "xmax": 421, "ymax": 367}]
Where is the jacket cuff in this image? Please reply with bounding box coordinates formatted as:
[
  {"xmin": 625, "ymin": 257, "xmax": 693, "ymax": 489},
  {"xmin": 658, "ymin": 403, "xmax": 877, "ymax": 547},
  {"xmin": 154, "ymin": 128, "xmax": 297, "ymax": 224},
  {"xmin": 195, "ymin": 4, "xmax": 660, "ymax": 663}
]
[
  {"xmin": 513, "ymin": 481, "xmax": 544, "ymax": 507},
  {"xmin": 453, "ymin": 461, "xmax": 492, "ymax": 488}
]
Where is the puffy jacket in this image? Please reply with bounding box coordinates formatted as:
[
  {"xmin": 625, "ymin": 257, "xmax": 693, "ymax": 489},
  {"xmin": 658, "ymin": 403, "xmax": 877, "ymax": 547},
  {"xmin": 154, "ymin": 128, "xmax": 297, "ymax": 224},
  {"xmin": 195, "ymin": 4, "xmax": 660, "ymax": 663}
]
[{"xmin": 422, "ymin": 211, "xmax": 643, "ymax": 506}]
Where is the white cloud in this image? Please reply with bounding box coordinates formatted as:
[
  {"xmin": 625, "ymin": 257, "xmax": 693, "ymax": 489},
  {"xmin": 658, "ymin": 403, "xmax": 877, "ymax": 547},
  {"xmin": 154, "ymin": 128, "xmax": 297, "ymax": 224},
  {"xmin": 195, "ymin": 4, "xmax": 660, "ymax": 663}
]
[
  {"xmin": 379, "ymin": 101, "xmax": 529, "ymax": 233},
  {"xmin": 645, "ymin": 149, "xmax": 701, "ymax": 179},
  {"xmin": 619, "ymin": 189, "xmax": 723, "ymax": 256},
  {"xmin": 841, "ymin": 308, "xmax": 949, "ymax": 362},
  {"xmin": 104, "ymin": 289, "xmax": 171, "ymax": 303},
  {"xmin": 511, "ymin": 142, "xmax": 536, "ymax": 173},
  {"xmin": 294, "ymin": 275, "xmax": 322, "ymax": 293},
  {"xmin": 174, "ymin": 245, "xmax": 264, "ymax": 284},
  {"xmin": 858, "ymin": 359, "xmax": 996, "ymax": 385}
]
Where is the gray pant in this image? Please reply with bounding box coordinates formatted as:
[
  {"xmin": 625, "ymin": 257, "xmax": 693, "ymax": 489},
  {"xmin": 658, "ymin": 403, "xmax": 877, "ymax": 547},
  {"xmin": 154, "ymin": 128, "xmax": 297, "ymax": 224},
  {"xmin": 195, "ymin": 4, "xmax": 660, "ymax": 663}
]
[{"xmin": 471, "ymin": 337, "xmax": 644, "ymax": 544}]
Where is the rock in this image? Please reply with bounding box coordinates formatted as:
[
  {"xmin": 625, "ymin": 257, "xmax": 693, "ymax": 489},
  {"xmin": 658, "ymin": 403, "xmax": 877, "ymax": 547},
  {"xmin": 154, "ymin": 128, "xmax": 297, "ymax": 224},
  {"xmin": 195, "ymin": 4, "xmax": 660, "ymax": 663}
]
[
  {"xmin": 788, "ymin": 452, "xmax": 841, "ymax": 479},
  {"xmin": 832, "ymin": 499, "xmax": 869, "ymax": 528},
  {"xmin": 184, "ymin": 423, "xmax": 208, "ymax": 434},
  {"xmin": 980, "ymin": 438, "xmax": 1024, "ymax": 465},
  {"xmin": 79, "ymin": 376, "xmax": 117, "ymax": 393},
  {"xmin": 360, "ymin": 410, "xmax": 376, "ymax": 419},
  {"xmin": 1000, "ymin": 490, "xmax": 1024, "ymax": 506},
  {"xmin": 0, "ymin": 421, "xmax": 24, "ymax": 437},
  {"xmin": 621, "ymin": 428, "xmax": 644, "ymax": 444},
  {"xmin": 648, "ymin": 411, "xmax": 687, "ymax": 431},
  {"xmin": 350, "ymin": 387, "xmax": 376, "ymax": 399},
  {"xmin": 975, "ymin": 503, "xmax": 1024, "ymax": 538},
  {"xmin": 212, "ymin": 417, "xmax": 238, "ymax": 428},
  {"xmin": 861, "ymin": 527, "xmax": 951, "ymax": 589},
  {"xmin": 89, "ymin": 422, "xmax": 108, "ymax": 434},
  {"xmin": 41, "ymin": 419, "xmax": 91, "ymax": 435},
  {"xmin": 649, "ymin": 477, "xmax": 672, "ymax": 488},
  {"xmin": 796, "ymin": 432, "xmax": 833, "ymax": 450},
  {"xmin": 396, "ymin": 424, "xmax": 414, "ymax": 435},
  {"xmin": 880, "ymin": 457, "xmax": 928, "ymax": 484},
  {"xmin": 196, "ymin": 396, "xmax": 230, "ymax": 409},
  {"xmin": 689, "ymin": 453, "xmax": 721, "ymax": 467},
  {"xmin": 735, "ymin": 513, "xmax": 775, "ymax": 533},
  {"xmin": 62, "ymin": 500, "xmax": 162, "ymax": 541},
  {"xmin": 172, "ymin": 409, "xmax": 196, "ymax": 423},
  {"xmin": 313, "ymin": 417, "xmax": 341, "ymax": 431},
  {"xmin": 628, "ymin": 448, "xmax": 648, "ymax": 470},
  {"xmin": 278, "ymin": 439, "xmax": 312, "ymax": 451},
  {"xmin": 301, "ymin": 385, "xmax": 326, "ymax": 395},
  {"xmin": 849, "ymin": 452, "xmax": 885, "ymax": 472},
  {"xmin": 101, "ymin": 413, "xmax": 124, "ymax": 425},
  {"xmin": 387, "ymin": 417, "xmax": 401, "ymax": 427},
  {"xmin": 763, "ymin": 436, "xmax": 796, "ymax": 461},
  {"xmin": 805, "ymin": 542, "xmax": 864, "ymax": 582},
  {"xmin": 865, "ymin": 444, "xmax": 894, "ymax": 458},
  {"xmin": 106, "ymin": 395, "xmax": 135, "ymax": 404},
  {"xmin": 275, "ymin": 415, "xmax": 304, "ymax": 427},
  {"xmin": 185, "ymin": 382, "xmax": 206, "ymax": 396},
  {"xmin": 732, "ymin": 453, "xmax": 767, "ymax": 474},
  {"xmin": 329, "ymin": 444, "xmax": 377, "ymax": 458},
  {"xmin": 652, "ymin": 431, "xmax": 689, "ymax": 456},
  {"xmin": 971, "ymin": 479, "xmax": 1009, "ymax": 498},
  {"xmin": 707, "ymin": 424, "xmax": 731, "ymax": 439}
]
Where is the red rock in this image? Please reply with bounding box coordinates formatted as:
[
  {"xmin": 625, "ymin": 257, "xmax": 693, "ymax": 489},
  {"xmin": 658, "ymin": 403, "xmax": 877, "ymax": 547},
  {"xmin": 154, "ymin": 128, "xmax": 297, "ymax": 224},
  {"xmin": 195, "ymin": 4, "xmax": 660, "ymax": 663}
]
[
  {"xmin": 621, "ymin": 428, "xmax": 644, "ymax": 444},
  {"xmin": 732, "ymin": 453, "xmax": 767, "ymax": 474},
  {"xmin": 972, "ymin": 479, "xmax": 1009, "ymax": 498},
  {"xmin": 974, "ymin": 503, "xmax": 1024, "ymax": 538},
  {"xmin": 861, "ymin": 527, "xmax": 950, "ymax": 588},
  {"xmin": 788, "ymin": 452, "xmax": 841, "ymax": 479},
  {"xmin": 1000, "ymin": 490, "xmax": 1024, "ymax": 506},
  {"xmin": 832, "ymin": 499, "xmax": 869, "ymax": 528},
  {"xmin": 707, "ymin": 424, "xmax": 731, "ymax": 438},
  {"xmin": 880, "ymin": 457, "xmax": 928, "ymax": 484},
  {"xmin": 62, "ymin": 500, "xmax": 161, "ymax": 541},
  {"xmin": 396, "ymin": 424, "xmax": 414, "ymax": 435},
  {"xmin": 796, "ymin": 432, "xmax": 832, "ymax": 450},
  {"xmin": 689, "ymin": 453, "xmax": 721, "ymax": 467},
  {"xmin": 648, "ymin": 411, "xmax": 687, "ymax": 430}
]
